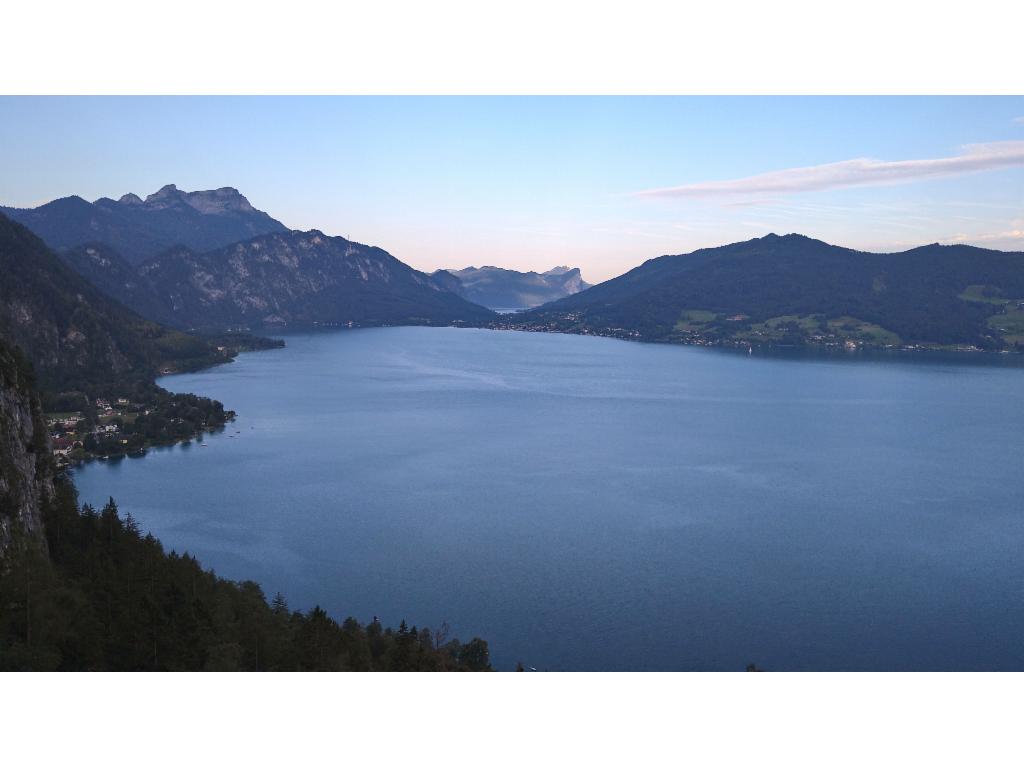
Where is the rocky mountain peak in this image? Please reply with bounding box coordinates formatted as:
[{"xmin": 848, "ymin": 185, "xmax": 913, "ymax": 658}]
[
  {"xmin": 138, "ymin": 184, "xmax": 256, "ymax": 215},
  {"xmin": 3, "ymin": 186, "xmax": 289, "ymax": 265},
  {"xmin": 543, "ymin": 265, "xmax": 575, "ymax": 276},
  {"xmin": 182, "ymin": 186, "xmax": 256, "ymax": 215},
  {"xmin": 146, "ymin": 184, "xmax": 179, "ymax": 201}
]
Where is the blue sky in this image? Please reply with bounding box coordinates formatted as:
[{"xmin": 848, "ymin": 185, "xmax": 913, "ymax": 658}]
[{"xmin": 1, "ymin": 96, "xmax": 1022, "ymax": 282}]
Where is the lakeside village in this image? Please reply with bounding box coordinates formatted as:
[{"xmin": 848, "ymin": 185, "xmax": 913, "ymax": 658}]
[
  {"xmin": 487, "ymin": 312, "xmax": 643, "ymax": 341},
  {"xmin": 44, "ymin": 333, "xmax": 286, "ymax": 466},
  {"xmin": 488, "ymin": 311, "xmax": 1007, "ymax": 353},
  {"xmin": 47, "ymin": 391, "xmax": 235, "ymax": 467}
]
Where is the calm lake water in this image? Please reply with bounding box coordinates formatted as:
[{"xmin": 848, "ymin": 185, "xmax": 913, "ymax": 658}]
[{"xmin": 73, "ymin": 327, "xmax": 1024, "ymax": 670}]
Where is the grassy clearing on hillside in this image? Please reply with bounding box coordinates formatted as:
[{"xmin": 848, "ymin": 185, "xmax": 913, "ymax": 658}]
[
  {"xmin": 826, "ymin": 316, "xmax": 901, "ymax": 345},
  {"xmin": 674, "ymin": 309, "xmax": 718, "ymax": 331},
  {"xmin": 958, "ymin": 285, "xmax": 1010, "ymax": 305},
  {"xmin": 670, "ymin": 309, "xmax": 905, "ymax": 347},
  {"xmin": 743, "ymin": 315, "xmax": 823, "ymax": 339},
  {"xmin": 988, "ymin": 307, "xmax": 1024, "ymax": 345}
]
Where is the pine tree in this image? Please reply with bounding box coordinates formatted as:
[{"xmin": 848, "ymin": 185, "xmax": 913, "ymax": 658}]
[{"xmin": 271, "ymin": 592, "xmax": 289, "ymax": 615}]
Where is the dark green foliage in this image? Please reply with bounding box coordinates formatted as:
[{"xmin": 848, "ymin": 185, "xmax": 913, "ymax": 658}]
[
  {"xmin": 0, "ymin": 339, "xmax": 37, "ymax": 395},
  {"xmin": 75, "ymin": 387, "xmax": 233, "ymax": 460},
  {"xmin": 0, "ymin": 480, "xmax": 491, "ymax": 671}
]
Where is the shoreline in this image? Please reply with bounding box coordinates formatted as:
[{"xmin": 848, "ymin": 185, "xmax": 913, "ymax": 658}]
[
  {"xmin": 477, "ymin": 319, "xmax": 1023, "ymax": 357},
  {"xmin": 55, "ymin": 320, "xmax": 1023, "ymax": 468},
  {"xmin": 51, "ymin": 337, "xmax": 284, "ymax": 469}
]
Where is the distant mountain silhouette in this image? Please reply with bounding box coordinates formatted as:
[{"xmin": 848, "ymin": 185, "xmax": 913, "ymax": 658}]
[
  {"xmin": 440, "ymin": 265, "xmax": 591, "ymax": 309},
  {"xmin": 510, "ymin": 234, "xmax": 1024, "ymax": 351},
  {"xmin": 1, "ymin": 184, "xmax": 287, "ymax": 263}
]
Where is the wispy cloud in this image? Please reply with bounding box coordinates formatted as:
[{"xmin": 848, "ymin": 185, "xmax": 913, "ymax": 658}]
[
  {"xmin": 636, "ymin": 141, "xmax": 1024, "ymax": 200},
  {"xmin": 1014, "ymin": 116, "xmax": 1024, "ymax": 124},
  {"xmin": 946, "ymin": 221, "xmax": 1024, "ymax": 244},
  {"xmin": 946, "ymin": 230, "xmax": 1024, "ymax": 245}
]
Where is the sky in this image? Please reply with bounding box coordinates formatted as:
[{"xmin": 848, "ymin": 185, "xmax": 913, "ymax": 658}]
[{"xmin": 0, "ymin": 96, "xmax": 1022, "ymax": 283}]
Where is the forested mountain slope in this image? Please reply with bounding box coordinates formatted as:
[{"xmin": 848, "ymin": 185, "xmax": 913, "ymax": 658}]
[{"xmin": 512, "ymin": 234, "xmax": 1024, "ymax": 350}]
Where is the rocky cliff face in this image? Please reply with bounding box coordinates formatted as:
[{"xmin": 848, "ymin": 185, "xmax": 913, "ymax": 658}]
[
  {"xmin": 0, "ymin": 342, "xmax": 52, "ymax": 556},
  {"xmin": 547, "ymin": 267, "xmax": 589, "ymax": 296},
  {"xmin": 138, "ymin": 184, "xmax": 258, "ymax": 215}
]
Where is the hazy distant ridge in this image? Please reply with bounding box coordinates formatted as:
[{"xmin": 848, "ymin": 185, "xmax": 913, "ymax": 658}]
[{"xmin": 439, "ymin": 265, "xmax": 591, "ymax": 309}]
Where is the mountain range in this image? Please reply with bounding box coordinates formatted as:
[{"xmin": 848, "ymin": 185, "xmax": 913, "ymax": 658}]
[
  {"xmin": 61, "ymin": 230, "xmax": 494, "ymax": 331},
  {"xmin": 0, "ymin": 213, "xmax": 238, "ymax": 395},
  {"xmin": 437, "ymin": 265, "xmax": 590, "ymax": 309},
  {"xmin": 6, "ymin": 185, "xmax": 495, "ymax": 331},
  {"xmin": 1, "ymin": 185, "xmax": 287, "ymax": 264},
  {"xmin": 507, "ymin": 233, "xmax": 1024, "ymax": 351},
  {"xmin": 7, "ymin": 184, "xmax": 1024, "ymax": 354}
]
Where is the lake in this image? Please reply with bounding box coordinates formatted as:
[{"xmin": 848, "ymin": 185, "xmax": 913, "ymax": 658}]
[{"xmin": 73, "ymin": 327, "xmax": 1024, "ymax": 670}]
